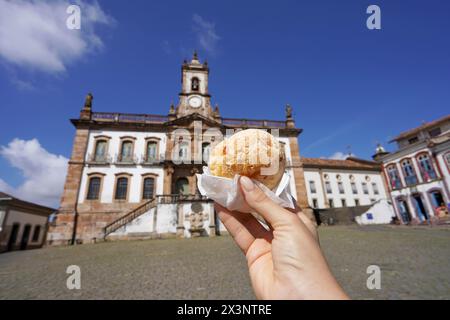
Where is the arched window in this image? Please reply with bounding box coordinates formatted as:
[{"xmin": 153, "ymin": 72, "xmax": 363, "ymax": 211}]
[
  {"xmin": 387, "ymin": 165, "xmax": 402, "ymax": 189},
  {"xmin": 202, "ymin": 142, "xmax": 210, "ymax": 163},
  {"xmin": 120, "ymin": 141, "xmax": 133, "ymax": 162},
  {"xmin": 94, "ymin": 140, "xmax": 107, "ymax": 162},
  {"xmin": 87, "ymin": 177, "xmax": 101, "ymax": 200},
  {"xmin": 191, "ymin": 77, "xmax": 200, "ymax": 91},
  {"xmin": 146, "ymin": 141, "xmax": 158, "ymax": 162},
  {"xmin": 401, "ymin": 159, "xmax": 418, "ymax": 186},
  {"xmin": 445, "ymin": 152, "xmax": 450, "ymax": 171},
  {"xmin": 417, "ymin": 153, "xmax": 437, "ymax": 181},
  {"xmin": 179, "ymin": 142, "xmax": 189, "ymax": 161},
  {"xmin": 142, "ymin": 177, "xmax": 155, "ymax": 200},
  {"xmin": 175, "ymin": 178, "xmax": 189, "ymax": 195},
  {"xmin": 115, "ymin": 177, "xmax": 129, "ymax": 200}
]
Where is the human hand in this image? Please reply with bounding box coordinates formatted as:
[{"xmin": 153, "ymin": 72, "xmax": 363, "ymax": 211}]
[{"xmin": 215, "ymin": 176, "xmax": 349, "ymax": 300}]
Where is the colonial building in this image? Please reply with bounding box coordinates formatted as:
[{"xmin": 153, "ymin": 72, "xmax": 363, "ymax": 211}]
[
  {"xmin": 302, "ymin": 157, "xmax": 388, "ymax": 210},
  {"xmin": 0, "ymin": 192, "xmax": 54, "ymax": 253},
  {"xmin": 374, "ymin": 115, "xmax": 450, "ymax": 224},
  {"xmin": 47, "ymin": 53, "xmax": 310, "ymax": 245}
]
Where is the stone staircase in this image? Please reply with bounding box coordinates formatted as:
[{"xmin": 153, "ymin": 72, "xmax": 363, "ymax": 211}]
[{"xmin": 103, "ymin": 198, "xmax": 157, "ymax": 238}]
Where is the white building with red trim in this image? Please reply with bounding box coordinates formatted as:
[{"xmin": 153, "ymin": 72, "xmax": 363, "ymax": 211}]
[{"xmin": 374, "ymin": 115, "xmax": 450, "ymax": 224}]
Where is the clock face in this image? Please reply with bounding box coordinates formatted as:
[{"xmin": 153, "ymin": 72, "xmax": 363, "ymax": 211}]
[{"xmin": 188, "ymin": 96, "xmax": 202, "ymax": 108}]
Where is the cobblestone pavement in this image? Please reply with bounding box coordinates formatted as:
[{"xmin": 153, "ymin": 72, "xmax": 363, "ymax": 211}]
[{"xmin": 0, "ymin": 225, "xmax": 449, "ymax": 300}]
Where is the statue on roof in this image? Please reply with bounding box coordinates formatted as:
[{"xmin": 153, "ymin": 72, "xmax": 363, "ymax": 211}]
[
  {"xmin": 84, "ymin": 92, "xmax": 93, "ymax": 109},
  {"xmin": 285, "ymin": 104, "xmax": 292, "ymax": 118}
]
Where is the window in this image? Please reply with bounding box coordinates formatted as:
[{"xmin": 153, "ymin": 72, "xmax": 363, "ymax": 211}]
[
  {"xmin": 445, "ymin": 152, "xmax": 450, "ymax": 168},
  {"xmin": 142, "ymin": 177, "xmax": 155, "ymax": 200},
  {"xmin": 387, "ymin": 165, "xmax": 402, "ymax": 189},
  {"xmin": 417, "ymin": 153, "xmax": 437, "ymax": 181},
  {"xmin": 408, "ymin": 136, "xmax": 419, "ymax": 144},
  {"xmin": 325, "ymin": 181, "xmax": 332, "ymax": 194},
  {"xmin": 401, "ymin": 159, "xmax": 418, "ymax": 186},
  {"xmin": 429, "ymin": 127, "xmax": 441, "ymax": 137},
  {"xmin": 362, "ymin": 182, "xmax": 369, "ymax": 194},
  {"xmin": 372, "ymin": 182, "xmax": 379, "ymax": 195},
  {"xmin": 120, "ymin": 141, "xmax": 133, "ymax": 162},
  {"xmin": 146, "ymin": 141, "xmax": 158, "ymax": 162},
  {"xmin": 309, "ymin": 181, "xmax": 317, "ymax": 194},
  {"xmin": 94, "ymin": 140, "xmax": 107, "ymax": 162},
  {"xmin": 338, "ymin": 182, "xmax": 344, "ymax": 194},
  {"xmin": 202, "ymin": 143, "xmax": 210, "ymax": 163},
  {"xmin": 175, "ymin": 178, "xmax": 190, "ymax": 195},
  {"xmin": 351, "ymin": 182, "xmax": 358, "ymax": 194},
  {"xmin": 328, "ymin": 199, "xmax": 334, "ymax": 208},
  {"xmin": 354, "ymin": 199, "xmax": 360, "ymax": 206},
  {"xmin": 191, "ymin": 77, "xmax": 200, "ymax": 91},
  {"xmin": 115, "ymin": 177, "xmax": 129, "ymax": 200},
  {"xmin": 312, "ymin": 199, "xmax": 318, "ymax": 208},
  {"xmin": 32, "ymin": 226, "xmax": 41, "ymax": 242},
  {"xmin": 341, "ymin": 199, "xmax": 347, "ymax": 207},
  {"xmin": 178, "ymin": 142, "xmax": 189, "ymax": 161},
  {"xmin": 370, "ymin": 199, "xmax": 376, "ymax": 204},
  {"xmin": 87, "ymin": 177, "xmax": 101, "ymax": 200}
]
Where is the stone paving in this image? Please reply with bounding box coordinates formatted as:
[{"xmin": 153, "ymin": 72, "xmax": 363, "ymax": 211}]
[{"xmin": 0, "ymin": 225, "xmax": 449, "ymax": 300}]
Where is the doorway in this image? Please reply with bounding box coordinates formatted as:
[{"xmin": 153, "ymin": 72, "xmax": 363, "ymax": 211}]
[
  {"xmin": 430, "ymin": 190, "xmax": 445, "ymax": 208},
  {"xmin": 7, "ymin": 223, "xmax": 20, "ymax": 252},
  {"xmin": 412, "ymin": 194, "xmax": 428, "ymax": 221},
  {"xmin": 20, "ymin": 224, "xmax": 31, "ymax": 250},
  {"xmin": 397, "ymin": 199, "xmax": 412, "ymax": 224}
]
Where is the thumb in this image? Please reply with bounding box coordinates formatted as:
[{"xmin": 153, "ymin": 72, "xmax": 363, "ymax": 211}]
[{"xmin": 240, "ymin": 176, "xmax": 295, "ymax": 227}]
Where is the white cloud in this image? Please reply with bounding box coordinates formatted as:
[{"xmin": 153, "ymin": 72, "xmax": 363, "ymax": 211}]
[
  {"xmin": 192, "ymin": 14, "xmax": 220, "ymax": 54},
  {"xmin": 327, "ymin": 152, "xmax": 356, "ymax": 160},
  {"xmin": 0, "ymin": 138, "xmax": 68, "ymax": 208},
  {"xmin": 0, "ymin": 0, "xmax": 114, "ymax": 74}
]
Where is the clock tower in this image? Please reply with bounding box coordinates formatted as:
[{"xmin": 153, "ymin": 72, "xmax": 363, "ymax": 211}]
[{"xmin": 175, "ymin": 51, "xmax": 214, "ymax": 119}]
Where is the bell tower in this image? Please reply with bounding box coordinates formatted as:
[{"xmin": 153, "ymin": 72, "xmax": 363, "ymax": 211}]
[{"xmin": 175, "ymin": 51, "xmax": 214, "ymax": 118}]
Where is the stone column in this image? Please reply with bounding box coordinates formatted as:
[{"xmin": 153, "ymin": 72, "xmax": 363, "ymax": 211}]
[
  {"xmin": 163, "ymin": 165, "xmax": 174, "ymax": 194},
  {"xmin": 47, "ymin": 127, "xmax": 89, "ymax": 246},
  {"xmin": 208, "ymin": 203, "xmax": 216, "ymax": 237},
  {"xmin": 176, "ymin": 204, "xmax": 185, "ymax": 237},
  {"xmin": 289, "ymin": 136, "xmax": 316, "ymax": 225},
  {"xmin": 190, "ymin": 167, "xmax": 200, "ymax": 195}
]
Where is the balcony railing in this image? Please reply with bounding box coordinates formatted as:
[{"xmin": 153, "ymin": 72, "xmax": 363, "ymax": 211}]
[
  {"xmin": 115, "ymin": 154, "xmax": 139, "ymax": 165},
  {"xmin": 87, "ymin": 153, "xmax": 113, "ymax": 164},
  {"xmin": 221, "ymin": 118, "xmax": 286, "ymax": 128},
  {"xmin": 92, "ymin": 112, "xmax": 169, "ymax": 124},
  {"xmin": 390, "ymin": 178, "xmax": 402, "ymax": 190},
  {"xmin": 420, "ymin": 169, "xmax": 437, "ymax": 182},
  {"xmin": 140, "ymin": 154, "xmax": 165, "ymax": 165},
  {"xmin": 404, "ymin": 175, "xmax": 418, "ymax": 186},
  {"xmin": 91, "ymin": 112, "xmax": 289, "ymax": 129}
]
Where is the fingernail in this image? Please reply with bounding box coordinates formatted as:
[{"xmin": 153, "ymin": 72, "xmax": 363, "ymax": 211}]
[{"xmin": 240, "ymin": 176, "xmax": 254, "ymax": 192}]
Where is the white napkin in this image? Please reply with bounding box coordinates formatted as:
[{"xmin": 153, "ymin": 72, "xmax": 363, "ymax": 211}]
[{"xmin": 196, "ymin": 167, "xmax": 295, "ymax": 214}]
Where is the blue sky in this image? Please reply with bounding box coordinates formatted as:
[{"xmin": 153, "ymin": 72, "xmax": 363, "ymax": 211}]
[{"xmin": 0, "ymin": 0, "xmax": 449, "ymax": 206}]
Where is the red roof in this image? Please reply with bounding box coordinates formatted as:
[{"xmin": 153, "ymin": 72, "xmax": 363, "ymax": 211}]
[
  {"xmin": 390, "ymin": 114, "xmax": 450, "ymax": 142},
  {"xmin": 301, "ymin": 157, "xmax": 381, "ymax": 171}
]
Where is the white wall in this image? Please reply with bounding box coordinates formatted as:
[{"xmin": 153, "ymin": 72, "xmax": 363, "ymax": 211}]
[
  {"xmin": 4, "ymin": 210, "xmax": 48, "ymax": 245},
  {"xmin": 304, "ymin": 169, "xmax": 386, "ymax": 209},
  {"xmin": 355, "ymin": 200, "xmax": 395, "ymax": 225}
]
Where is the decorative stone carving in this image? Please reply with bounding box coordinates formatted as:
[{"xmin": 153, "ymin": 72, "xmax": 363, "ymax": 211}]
[{"xmin": 186, "ymin": 202, "xmax": 208, "ymax": 237}]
